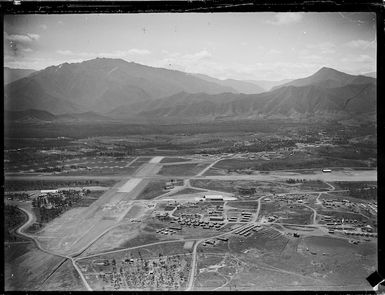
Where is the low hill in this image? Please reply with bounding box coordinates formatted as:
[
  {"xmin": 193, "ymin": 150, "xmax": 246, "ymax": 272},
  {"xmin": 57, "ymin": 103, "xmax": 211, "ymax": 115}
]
[{"xmin": 4, "ymin": 67, "xmax": 36, "ymax": 85}]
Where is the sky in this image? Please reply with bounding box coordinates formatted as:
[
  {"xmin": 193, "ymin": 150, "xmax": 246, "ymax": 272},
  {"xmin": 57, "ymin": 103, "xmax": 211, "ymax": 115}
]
[{"xmin": 4, "ymin": 12, "xmax": 376, "ymax": 81}]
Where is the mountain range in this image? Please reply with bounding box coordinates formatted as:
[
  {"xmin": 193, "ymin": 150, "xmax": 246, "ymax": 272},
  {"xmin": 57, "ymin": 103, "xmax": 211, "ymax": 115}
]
[{"xmin": 4, "ymin": 58, "xmax": 376, "ymax": 123}]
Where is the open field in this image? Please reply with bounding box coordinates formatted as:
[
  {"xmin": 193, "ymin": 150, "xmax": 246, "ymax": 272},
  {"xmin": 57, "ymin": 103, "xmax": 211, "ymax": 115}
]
[
  {"xmin": 4, "ymin": 179, "xmax": 118, "ymax": 191},
  {"xmin": 211, "ymin": 152, "xmax": 373, "ymax": 174},
  {"xmin": 158, "ymin": 163, "xmax": 210, "ymax": 177},
  {"xmin": 40, "ymin": 260, "xmax": 86, "ymax": 291},
  {"xmin": 190, "ymin": 179, "xmax": 293, "ymax": 195},
  {"xmin": 200, "ymin": 169, "xmax": 377, "ymax": 182},
  {"xmin": 4, "ymin": 242, "xmax": 65, "ymax": 291},
  {"xmin": 278, "ymin": 207, "xmax": 314, "ymax": 225},
  {"xmin": 160, "ymin": 157, "xmax": 192, "ymax": 163},
  {"xmin": 136, "ymin": 180, "xmax": 170, "ymax": 200}
]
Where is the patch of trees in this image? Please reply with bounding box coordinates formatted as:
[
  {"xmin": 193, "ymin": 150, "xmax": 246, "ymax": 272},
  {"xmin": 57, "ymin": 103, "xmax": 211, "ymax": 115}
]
[
  {"xmin": 4, "ymin": 205, "xmax": 26, "ymax": 241},
  {"xmin": 336, "ymin": 182, "xmax": 377, "ymax": 200},
  {"xmin": 31, "ymin": 190, "xmax": 94, "ymax": 224}
]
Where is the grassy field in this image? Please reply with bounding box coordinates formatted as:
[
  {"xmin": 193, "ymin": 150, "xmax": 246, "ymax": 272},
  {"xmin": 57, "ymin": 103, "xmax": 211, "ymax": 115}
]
[
  {"xmin": 158, "ymin": 163, "xmax": 209, "ymax": 176},
  {"xmin": 40, "ymin": 260, "xmax": 86, "ymax": 291},
  {"xmin": 81, "ymin": 241, "xmax": 190, "ymax": 262},
  {"xmin": 227, "ymin": 200, "xmax": 259, "ymax": 210},
  {"xmin": 213, "ymin": 153, "xmax": 371, "ymax": 173},
  {"xmin": 4, "ymin": 244, "xmax": 65, "ymax": 291},
  {"xmin": 278, "ymin": 207, "xmax": 313, "ymax": 225},
  {"xmin": 119, "ymin": 233, "xmax": 163, "ymax": 249},
  {"xmin": 296, "ymin": 180, "xmax": 331, "ymax": 191},
  {"xmin": 81, "ymin": 223, "xmax": 142, "ymax": 256},
  {"xmin": 258, "ymin": 201, "xmax": 283, "ymax": 217},
  {"xmin": 4, "ymin": 205, "xmax": 29, "ymax": 242},
  {"xmin": 4, "ymin": 179, "xmax": 118, "ymax": 191},
  {"xmin": 191, "ymin": 179, "xmax": 292, "ymax": 195},
  {"xmin": 136, "ymin": 180, "xmax": 168, "ymax": 200},
  {"xmin": 160, "ymin": 157, "xmax": 191, "ymax": 163},
  {"xmin": 195, "ymin": 271, "xmax": 227, "ymax": 290}
]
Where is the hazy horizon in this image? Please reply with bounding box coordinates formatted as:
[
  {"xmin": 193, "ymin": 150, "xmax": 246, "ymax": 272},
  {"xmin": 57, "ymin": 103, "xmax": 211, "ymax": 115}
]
[{"xmin": 4, "ymin": 12, "xmax": 376, "ymax": 81}]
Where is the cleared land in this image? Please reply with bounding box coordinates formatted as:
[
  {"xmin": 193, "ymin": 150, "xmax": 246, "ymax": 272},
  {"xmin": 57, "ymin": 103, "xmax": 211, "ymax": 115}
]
[
  {"xmin": 160, "ymin": 157, "xmax": 192, "ymax": 163},
  {"xmin": 158, "ymin": 163, "xmax": 210, "ymax": 177}
]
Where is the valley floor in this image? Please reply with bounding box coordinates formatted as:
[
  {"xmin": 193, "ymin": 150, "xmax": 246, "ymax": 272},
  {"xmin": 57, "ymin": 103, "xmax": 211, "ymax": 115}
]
[{"xmin": 4, "ymin": 153, "xmax": 377, "ymax": 291}]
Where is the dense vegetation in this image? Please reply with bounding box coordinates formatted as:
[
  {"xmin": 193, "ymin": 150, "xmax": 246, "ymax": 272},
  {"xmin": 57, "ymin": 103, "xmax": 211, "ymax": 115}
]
[
  {"xmin": 4, "ymin": 120, "xmax": 315, "ymax": 139},
  {"xmin": 334, "ymin": 182, "xmax": 377, "ymax": 200},
  {"xmin": 4, "ymin": 205, "xmax": 27, "ymax": 242}
]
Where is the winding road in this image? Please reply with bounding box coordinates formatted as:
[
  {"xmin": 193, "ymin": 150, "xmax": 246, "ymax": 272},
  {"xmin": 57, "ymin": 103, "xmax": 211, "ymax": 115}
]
[{"xmin": 14, "ymin": 207, "xmax": 93, "ymax": 291}]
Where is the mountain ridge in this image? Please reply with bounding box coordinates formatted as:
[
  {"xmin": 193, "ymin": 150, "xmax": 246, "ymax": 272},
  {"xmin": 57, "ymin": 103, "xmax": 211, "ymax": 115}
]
[
  {"xmin": 4, "ymin": 58, "xmax": 237, "ymax": 114},
  {"xmin": 4, "ymin": 59, "xmax": 376, "ymax": 123}
]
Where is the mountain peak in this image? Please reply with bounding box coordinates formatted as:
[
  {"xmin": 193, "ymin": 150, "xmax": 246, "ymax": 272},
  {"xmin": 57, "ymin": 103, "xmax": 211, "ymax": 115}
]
[{"xmin": 314, "ymin": 66, "xmax": 343, "ymax": 76}]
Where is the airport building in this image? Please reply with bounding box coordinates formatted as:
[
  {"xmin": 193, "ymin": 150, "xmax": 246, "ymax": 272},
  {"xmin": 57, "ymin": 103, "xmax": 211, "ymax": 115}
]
[{"xmin": 209, "ymin": 216, "xmax": 224, "ymax": 222}]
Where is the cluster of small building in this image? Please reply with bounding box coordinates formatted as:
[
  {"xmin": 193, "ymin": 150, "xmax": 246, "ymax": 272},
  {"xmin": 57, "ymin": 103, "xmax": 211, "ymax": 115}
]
[
  {"xmin": 171, "ymin": 216, "xmax": 225, "ymax": 230},
  {"xmin": 233, "ymin": 224, "xmax": 261, "ymax": 237},
  {"xmin": 227, "ymin": 210, "xmax": 253, "ymax": 223},
  {"xmin": 322, "ymin": 199, "xmax": 347, "ymax": 209},
  {"xmin": 344, "ymin": 231, "xmax": 377, "ymax": 238},
  {"xmin": 156, "ymin": 228, "xmax": 178, "ymax": 235},
  {"xmin": 322, "ymin": 215, "xmax": 377, "ymax": 236},
  {"xmin": 275, "ymin": 194, "xmax": 311, "ymax": 206},
  {"xmin": 208, "ymin": 204, "xmax": 225, "ymax": 222},
  {"xmin": 240, "ymin": 211, "xmax": 253, "ymax": 222},
  {"xmin": 89, "ymin": 253, "xmax": 189, "ymax": 290},
  {"xmin": 321, "ymin": 199, "xmax": 372, "ymax": 214}
]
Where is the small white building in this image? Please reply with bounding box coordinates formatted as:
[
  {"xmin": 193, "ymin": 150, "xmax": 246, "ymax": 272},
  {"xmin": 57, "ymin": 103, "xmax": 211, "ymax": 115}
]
[{"xmin": 322, "ymin": 169, "xmax": 332, "ymax": 173}]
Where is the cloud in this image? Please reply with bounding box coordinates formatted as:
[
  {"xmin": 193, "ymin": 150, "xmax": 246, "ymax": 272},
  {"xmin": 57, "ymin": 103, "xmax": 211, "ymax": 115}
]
[
  {"xmin": 302, "ymin": 54, "xmax": 323, "ymax": 61},
  {"xmin": 5, "ymin": 32, "xmax": 40, "ymax": 43},
  {"xmin": 99, "ymin": 49, "xmax": 151, "ymax": 58},
  {"xmin": 156, "ymin": 50, "xmax": 212, "ymax": 70},
  {"xmin": 345, "ymin": 39, "xmax": 375, "ymax": 49},
  {"xmin": 342, "ymin": 54, "xmax": 374, "ymax": 63},
  {"xmin": 39, "ymin": 24, "xmax": 48, "ymax": 30},
  {"xmin": 126, "ymin": 48, "xmax": 151, "ymax": 55},
  {"xmin": 183, "ymin": 50, "xmax": 212, "ymax": 61},
  {"xmin": 22, "ymin": 48, "xmax": 33, "ymax": 53},
  {"xmin": 56, "ymin": 49, "xmax": 151, "ymax": 59},
  {"xmin": 306, "ymin": 42, "xmax": 336, "ymax": 54},
  {"xmin": 266, "ymin": 49, "xmax": 281, "ymax": 55},
  {"xmin": 56, "ymin": 50, "xmax": 73, "ymax": 55},
  {"xmin": 267, "ymin": 13, "xmax": 303, "ymax": 25}
]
